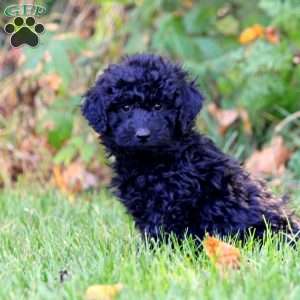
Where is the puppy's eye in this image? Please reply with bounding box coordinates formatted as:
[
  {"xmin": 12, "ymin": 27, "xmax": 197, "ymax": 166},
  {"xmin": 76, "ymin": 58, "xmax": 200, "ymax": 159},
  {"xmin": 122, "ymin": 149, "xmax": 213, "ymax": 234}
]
[
  {"xmin": 122, "ymin": 105, "xmax": 131, "ymax": 112},
  {"xmin": 153, "ymin": 103, "xmax": 162, "ymax": 111}
]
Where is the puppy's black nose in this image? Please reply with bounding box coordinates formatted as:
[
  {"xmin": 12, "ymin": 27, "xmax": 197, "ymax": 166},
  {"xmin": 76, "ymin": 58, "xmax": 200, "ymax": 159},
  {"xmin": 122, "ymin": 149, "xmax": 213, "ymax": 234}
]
[{"xmin": 135, "ymin": 128, "xmax": 151, "ymax": 142}]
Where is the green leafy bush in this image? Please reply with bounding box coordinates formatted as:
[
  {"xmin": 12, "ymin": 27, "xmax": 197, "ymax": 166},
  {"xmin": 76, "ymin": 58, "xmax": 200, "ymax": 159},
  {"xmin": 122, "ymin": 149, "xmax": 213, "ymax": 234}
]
[
  {"xmin": 1, "ymin": 0, "xmax": 300, "ymax": 187},
  {"xmin": 124, "ymin": 0, "xmax": 300, "ymax": 156}
]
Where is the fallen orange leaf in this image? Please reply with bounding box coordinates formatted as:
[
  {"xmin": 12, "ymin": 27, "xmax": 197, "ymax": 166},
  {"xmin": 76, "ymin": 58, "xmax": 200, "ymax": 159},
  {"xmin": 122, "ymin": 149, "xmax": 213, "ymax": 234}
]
[
  {"xmin": 245, "ymin": 136, "xmax": 291, "ymax": 177},
  {"xmin": 85, "ymin": 284, "xmax": 123, "ymax": 300},
  {"xmin": 239, "ymin": 24, "xmax": 264, "ymax": 45},
  {"xmin": 52, "ymin": 162, "xmax": 98, "ymax": 201},
  {"xmin": 203, "ymin": 236, "xmax": 241, "ymax": 274}
]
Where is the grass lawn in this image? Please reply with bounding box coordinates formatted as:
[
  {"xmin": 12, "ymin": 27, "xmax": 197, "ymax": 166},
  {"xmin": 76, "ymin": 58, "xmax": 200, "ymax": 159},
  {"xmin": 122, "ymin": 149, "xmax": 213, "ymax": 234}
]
[{"xmin": 1, "ymin": 186, "xmax": 300, "ymax": 300}]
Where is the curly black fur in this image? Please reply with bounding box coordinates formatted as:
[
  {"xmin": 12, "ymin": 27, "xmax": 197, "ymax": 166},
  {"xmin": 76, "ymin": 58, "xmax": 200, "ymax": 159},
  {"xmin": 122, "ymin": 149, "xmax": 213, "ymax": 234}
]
[{"xmin": 82, "ymin": 54, "xmax": 300, "ymax": 242}]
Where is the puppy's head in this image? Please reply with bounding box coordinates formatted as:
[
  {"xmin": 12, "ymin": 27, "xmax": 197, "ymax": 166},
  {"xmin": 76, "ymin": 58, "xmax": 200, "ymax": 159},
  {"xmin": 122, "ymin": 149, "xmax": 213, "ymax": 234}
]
[{"xmin": 82, "ymin": 54, "xmax": 203, "ymax": 151}]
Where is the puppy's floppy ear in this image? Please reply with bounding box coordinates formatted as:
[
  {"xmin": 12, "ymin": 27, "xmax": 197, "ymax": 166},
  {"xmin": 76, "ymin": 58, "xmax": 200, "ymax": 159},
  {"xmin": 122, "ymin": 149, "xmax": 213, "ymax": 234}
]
[
  {"xmin": 81, "ymin": 85, "xmax": 107, "ymax": 134},
  {"xmin": 178, "ymin": 83, "xmax": 204, "ymax": 134}
]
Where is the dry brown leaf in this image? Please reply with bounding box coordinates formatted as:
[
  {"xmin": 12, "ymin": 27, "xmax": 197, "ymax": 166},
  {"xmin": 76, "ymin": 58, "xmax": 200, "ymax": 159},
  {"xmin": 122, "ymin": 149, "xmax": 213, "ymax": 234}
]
[
  {"xmin": 203, "ymin": 236, "xmax": 241, "ymax": 275},
  {"xmin": 19, "ymin": 135, "xmax": 48, "ymax": 154},
  {"xmin": 239, "ymin": 24, "xmax": 265, "ymax": 45},
  {"xmin": 207, "ymin": 103, "xmax": 251, "ymax": 135},
  {"xmin": 182, "ymin": 0, "xmax": 193, "ymax": 9},
  {"xmin": 85, "ymin": 284, "xmax": 123, "ymax": 300},
  {"xmin": 245, "ymin": 136, "xmax": 291, "ymax": 177},
  {"xmin": 0, "ymin": 153, "xmax": 12, "ymax": 187},
  {"xmin": 208, "ymin": 103, "xmax": 239, "ymax": 134},
  {"xmin": 239, "ymin": 108, "xmax": 252, "ymax": 135},
  {"xmin": 39, "ymin": 74, "xmax": 62, "ymax": 91}
]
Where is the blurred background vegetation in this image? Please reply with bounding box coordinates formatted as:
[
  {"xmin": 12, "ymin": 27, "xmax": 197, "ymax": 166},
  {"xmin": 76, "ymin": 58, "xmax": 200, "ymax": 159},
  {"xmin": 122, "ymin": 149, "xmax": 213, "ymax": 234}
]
[{"xmin": 0, "ymin": 0, "xmax": 300, "ymax": 198}]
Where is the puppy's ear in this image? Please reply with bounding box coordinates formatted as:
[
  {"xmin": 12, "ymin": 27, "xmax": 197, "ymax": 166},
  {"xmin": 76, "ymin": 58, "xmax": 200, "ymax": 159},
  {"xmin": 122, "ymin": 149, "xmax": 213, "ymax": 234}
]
[
  {"xmin": 178, "ymin": 84, "xmax": 204, "ymax": 134},
  {"xmin": 81, "ymin": 85, "xmax": 107, "ymax": 134}
]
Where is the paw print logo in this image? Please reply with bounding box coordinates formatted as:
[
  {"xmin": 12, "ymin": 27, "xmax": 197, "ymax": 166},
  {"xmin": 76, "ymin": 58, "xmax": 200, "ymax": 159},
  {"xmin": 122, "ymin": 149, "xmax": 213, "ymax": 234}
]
[{"xmin": 4, "ymin": 16, "xmax": 44, "ymax": 47}]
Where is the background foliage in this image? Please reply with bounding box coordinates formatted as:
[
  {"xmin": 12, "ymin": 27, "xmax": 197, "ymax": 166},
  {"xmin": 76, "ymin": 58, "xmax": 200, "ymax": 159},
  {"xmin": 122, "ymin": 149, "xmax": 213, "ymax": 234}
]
[{"xmin": 0, "ymin": 0, "xmax": 300, "ymax": 196}]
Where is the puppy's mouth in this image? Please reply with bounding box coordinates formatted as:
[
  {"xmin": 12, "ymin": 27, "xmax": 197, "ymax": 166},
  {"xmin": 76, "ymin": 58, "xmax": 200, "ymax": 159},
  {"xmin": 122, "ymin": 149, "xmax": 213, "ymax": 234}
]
[
  {"xmin": 122, "ymin": 144, "xmax": 163, "ymax": 150},
  {"xmin": 117, "ymin": 142, "xmax": 169, "ymax": 152}
]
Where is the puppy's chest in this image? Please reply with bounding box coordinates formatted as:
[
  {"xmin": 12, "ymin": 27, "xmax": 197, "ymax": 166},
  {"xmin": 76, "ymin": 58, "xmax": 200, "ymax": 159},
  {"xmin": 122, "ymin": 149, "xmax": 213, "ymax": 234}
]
[{"xmin": 116, "ymin": 164, "xmax": 203, "ymax": 215}]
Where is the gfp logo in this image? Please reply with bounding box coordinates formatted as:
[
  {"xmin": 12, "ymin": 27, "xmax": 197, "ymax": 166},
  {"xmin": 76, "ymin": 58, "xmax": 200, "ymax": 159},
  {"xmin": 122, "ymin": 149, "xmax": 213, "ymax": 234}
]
[
  {"xmin": 4, "ymin": 4, "xmax": 47, "ymax": 17},
  {"xmin": 3, "ymin": 4, "xmax": 47, "ymax": 47}
]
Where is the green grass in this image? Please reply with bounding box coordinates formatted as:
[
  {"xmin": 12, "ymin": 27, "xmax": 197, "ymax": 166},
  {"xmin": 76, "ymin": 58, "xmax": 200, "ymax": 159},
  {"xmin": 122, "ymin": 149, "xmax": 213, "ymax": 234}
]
[{"xmin": 1, "ymin": 187, "xmax": 300, "ymax": 300}]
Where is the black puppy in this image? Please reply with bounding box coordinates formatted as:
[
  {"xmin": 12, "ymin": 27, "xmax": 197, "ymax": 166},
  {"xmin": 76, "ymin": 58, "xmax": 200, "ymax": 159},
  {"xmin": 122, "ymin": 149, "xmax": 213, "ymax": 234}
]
[{"xmin": 82, "ymin": 54, "xmax": 300, "ymax": 242}]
